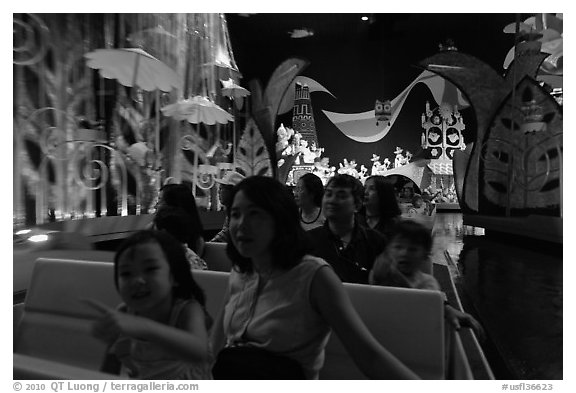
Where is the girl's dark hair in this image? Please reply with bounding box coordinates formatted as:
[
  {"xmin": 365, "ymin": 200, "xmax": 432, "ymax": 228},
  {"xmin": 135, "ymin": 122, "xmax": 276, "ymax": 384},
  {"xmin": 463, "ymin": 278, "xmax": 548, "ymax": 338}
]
[
  {"xmin": 114, "ymin": 230, "xmax": 206, "ymax": 306},
  {"xmin": 362, "ymin": 175, "xmax": 402, "ymax": 218},
  {"xmin": 298, "ymin": 173, "xmax": 324, "ymax": 207},
  {"xmin": 390, "ymin": 220, "xmax": 433, "ymax": 254},
  {"xmin": 226, "ymin": 176, "xmax": 309, "ymax": 274},
  {"xmin": 158, "ymin": 183, "xmax": 204, "ymax": 252},
  {"xmin": 154, "ymin": 206, "xmax": 192, "ymax": 244}
]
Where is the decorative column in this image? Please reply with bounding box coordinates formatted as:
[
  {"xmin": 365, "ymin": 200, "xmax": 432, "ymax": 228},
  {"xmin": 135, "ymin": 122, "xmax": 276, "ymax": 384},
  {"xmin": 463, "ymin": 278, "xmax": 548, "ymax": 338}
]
[{"xmin": 291, "ymin": 82, "xmax": 318, "ymax": 147}]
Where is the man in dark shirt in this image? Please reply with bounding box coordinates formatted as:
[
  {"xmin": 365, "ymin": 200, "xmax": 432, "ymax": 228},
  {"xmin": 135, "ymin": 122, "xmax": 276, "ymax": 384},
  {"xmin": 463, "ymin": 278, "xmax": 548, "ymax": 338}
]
[
  {"xmin": 307, "ymin": 176, "xmax": 485, "ymax": 338},
  {"xmin": 307, "ymin": 174, "xmax": 387, "ymax": 284}
]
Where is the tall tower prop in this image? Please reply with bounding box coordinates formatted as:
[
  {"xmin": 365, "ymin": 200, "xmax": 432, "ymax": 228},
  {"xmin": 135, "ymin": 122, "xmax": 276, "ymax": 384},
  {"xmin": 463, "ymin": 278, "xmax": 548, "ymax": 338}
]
[
  {"xmin": 291, "ymin": 82, "xmax": 319, "ymax": 147},
  {"xmin": 282, "ymin": 82, "xmax": 328, "ymax": 185}
]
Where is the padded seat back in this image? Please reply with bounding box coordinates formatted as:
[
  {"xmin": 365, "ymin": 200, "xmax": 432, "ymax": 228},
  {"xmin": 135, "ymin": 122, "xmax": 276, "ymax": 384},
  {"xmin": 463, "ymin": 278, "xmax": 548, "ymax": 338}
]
[
  {"xmin": 14, "ymin": 259, "xmax": 230, "ymax": 372},
  {"xmin": 202, "ymin": 242, "xmax": 232, "ymax": 272},
  {"xmin": 321, "ymin": 283, "xmax": 445, "ymax": 379},
  {"xmin": 191, "ymin": 270, "xmax": 445, "ymax": 379},
  {"xmin": 14, "ymin": 258, "xmax": 120, "ymax": 370},
  {"xmin": 15, "ymin": 260, "xmax": 445, "ymax": 379}
]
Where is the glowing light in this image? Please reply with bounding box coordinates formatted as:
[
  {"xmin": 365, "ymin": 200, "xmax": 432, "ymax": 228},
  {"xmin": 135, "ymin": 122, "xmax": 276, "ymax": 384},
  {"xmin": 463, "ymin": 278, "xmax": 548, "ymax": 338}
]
[
  {"xmin": 29, "ymin": 234, "xmax": 49, "ymax": 242},
  {"xmin": 15, "ymin": 229, "xmax": 31, "ymax": 235},
  {"xmin": 361, "ymin": 16, "xmax": 369, "ymax": 21}
]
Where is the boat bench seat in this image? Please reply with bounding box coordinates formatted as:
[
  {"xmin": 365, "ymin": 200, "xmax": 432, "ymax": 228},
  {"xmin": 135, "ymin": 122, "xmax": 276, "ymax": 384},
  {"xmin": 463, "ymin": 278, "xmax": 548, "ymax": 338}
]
[
  {"xmin": 14, "ymin": 259, "xmax": 121, "ymax": 373},
  {"xmin": 202, "ymin": 242, "xmax": 232, "ymax": 272},
  {"xmin": 14, "ymin": 257, "xmax": 449, "ymax": 379}
]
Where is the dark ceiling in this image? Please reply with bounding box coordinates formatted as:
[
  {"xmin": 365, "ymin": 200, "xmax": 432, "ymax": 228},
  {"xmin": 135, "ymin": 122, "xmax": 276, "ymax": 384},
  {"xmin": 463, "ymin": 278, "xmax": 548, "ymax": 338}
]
[{"xmin": 226, "ymin": 13, "xmax": 520, "ymax": 81}]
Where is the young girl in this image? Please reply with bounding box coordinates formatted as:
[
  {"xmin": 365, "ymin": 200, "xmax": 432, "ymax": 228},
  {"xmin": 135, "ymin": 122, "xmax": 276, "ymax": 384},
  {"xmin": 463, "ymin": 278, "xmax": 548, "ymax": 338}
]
[{"xmin": 88, "ymin": 230, "xmax": 212, "ymax": 379}]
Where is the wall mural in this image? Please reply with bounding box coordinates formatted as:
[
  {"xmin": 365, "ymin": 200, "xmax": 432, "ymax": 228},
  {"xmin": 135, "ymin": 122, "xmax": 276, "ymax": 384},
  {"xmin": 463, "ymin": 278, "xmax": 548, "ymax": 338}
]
[
  {"xmin": 13, "ymin": 13, "xmax": 562, "ymax": 231},
  {"xmin": 322, "ymin": 69, "xmax": 469, "ymax": 143}
]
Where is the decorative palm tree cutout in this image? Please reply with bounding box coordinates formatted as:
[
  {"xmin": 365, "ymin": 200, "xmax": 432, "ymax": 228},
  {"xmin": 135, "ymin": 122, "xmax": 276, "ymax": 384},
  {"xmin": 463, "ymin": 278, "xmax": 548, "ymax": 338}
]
[
  {"xmin": 248, "ymin": 58, "xmax": 310, "ymax": 178},
  {"xmin": 235, "ymin": 118, "xmax": 273, "ymax": 178},
  {"xmin": 481, "ymin": 78, "xmax": 561, "ymax": 214}
]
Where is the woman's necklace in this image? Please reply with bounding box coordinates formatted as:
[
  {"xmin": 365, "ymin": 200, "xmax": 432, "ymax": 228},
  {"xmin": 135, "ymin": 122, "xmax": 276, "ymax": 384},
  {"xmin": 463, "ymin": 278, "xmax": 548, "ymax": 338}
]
[{"xmin": 300, "ymin": 207, "xmax": 322, "ymax": 224}]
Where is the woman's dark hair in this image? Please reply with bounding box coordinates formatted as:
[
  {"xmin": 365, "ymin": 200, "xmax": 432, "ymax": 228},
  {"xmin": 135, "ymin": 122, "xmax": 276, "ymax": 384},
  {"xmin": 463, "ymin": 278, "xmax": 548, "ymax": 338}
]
[
  {"xmin": 153, "ymin": 206, "xmax": 192, "ymax": 244},
  {"xmin": 114, "ymin": 230, "xmax": 206, "ymax": 306},
  {"xmin": 158, "ymin": 183, "xmax": 204, "ymax": 252},
  {"xmin": 325, "ymin": 174, "xmax": 364, "ymax": 206},
  {"xmin": 298, "ymin": 173, "xmax": 324, "ymax": 207},
  {"xmin": 390, "ymin": 220, "xmax": 433, "ymax": 254},
  {"xmin": 226, "ymin": 176, "xmax": 309, "ymax": 274},
  {"xmin": 362, "ymin": 175, "xmax": 402, "ymax": 218}
]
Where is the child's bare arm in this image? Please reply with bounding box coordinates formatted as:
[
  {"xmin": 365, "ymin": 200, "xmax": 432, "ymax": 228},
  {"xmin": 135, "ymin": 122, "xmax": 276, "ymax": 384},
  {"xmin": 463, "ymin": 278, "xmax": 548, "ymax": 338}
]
[
  {"xmin": 444, "ymin": 304, "xmax": 485, "ymax": 341},
  {"xmin": 86, "ymin": 299, "xmax": 210, "ymax": 362},
  {"xmin": 157, "ymin": 301, "xmax": 211, "ymax": 362}
]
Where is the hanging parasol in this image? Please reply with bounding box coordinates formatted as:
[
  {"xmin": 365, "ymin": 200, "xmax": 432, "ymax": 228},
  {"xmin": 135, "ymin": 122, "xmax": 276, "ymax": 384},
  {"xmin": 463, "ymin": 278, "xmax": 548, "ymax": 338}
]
[
  {"xmin": 85, "ymin": 48, "xmax": 182, "ymax": 172},
  {"xmin": 220, "ymin": 78, "xmax": 250, "ymax": 163},
  {"xmin": 221, "ymin": 78, "xmax": 250, "ymax": 110},
  {"xmin": 161, "ymin": 95, "xmax": 233, "ymax": 125},
  {"xmin": 160, "ymin": 26, "xmax": 234, "ymax": 126},
  {"xmin": 84, "ymin": 48, "xmax": 181, "ymax": 92}
]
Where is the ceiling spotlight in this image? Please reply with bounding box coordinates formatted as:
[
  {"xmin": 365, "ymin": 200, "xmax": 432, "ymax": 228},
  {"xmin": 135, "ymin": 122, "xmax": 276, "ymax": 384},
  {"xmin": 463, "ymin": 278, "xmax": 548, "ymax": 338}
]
[{"xmin": 361, "ymin": 16, "xmax": 369, "ymax": 21}]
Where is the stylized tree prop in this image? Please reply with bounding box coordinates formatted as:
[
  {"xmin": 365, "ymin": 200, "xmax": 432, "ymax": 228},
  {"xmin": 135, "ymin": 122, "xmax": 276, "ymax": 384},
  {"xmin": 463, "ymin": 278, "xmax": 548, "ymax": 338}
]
[
  {"xmin": 248, "ymin": 58, "xmax": 310, "ymax": 178},
  {"xmin": 420, "ymin": 47, "xmax": 562, "ymax": 217},
  {"xmin": 234, "ymin": 118, "xmax": 273, "ymax": 178}
]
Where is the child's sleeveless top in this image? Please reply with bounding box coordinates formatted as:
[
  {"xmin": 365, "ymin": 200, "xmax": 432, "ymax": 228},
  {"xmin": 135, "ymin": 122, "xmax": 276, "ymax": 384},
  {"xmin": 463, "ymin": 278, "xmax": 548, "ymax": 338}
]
[
  {"xmin": 223, "ymin": 255, "xmax": 332, "ymax": 379},
  {"xmin": 111, "ymin": 298, "xmax": 213, "ymax": 379}
]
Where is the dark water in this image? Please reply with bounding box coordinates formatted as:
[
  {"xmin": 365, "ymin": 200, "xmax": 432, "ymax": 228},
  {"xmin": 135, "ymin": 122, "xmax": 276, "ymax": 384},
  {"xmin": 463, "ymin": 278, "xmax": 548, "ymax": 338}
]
[{"xmin": 449, "ymin": 217, "xmax": 563, "ymax": 380}]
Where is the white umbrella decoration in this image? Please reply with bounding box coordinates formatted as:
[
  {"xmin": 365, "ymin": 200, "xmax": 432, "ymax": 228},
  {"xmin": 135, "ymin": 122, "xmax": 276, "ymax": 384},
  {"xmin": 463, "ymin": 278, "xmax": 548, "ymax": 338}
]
[
  {"xmin": 161, "ymin": 95, "xmax": 233, "ymax": 125},
  {"xmin": 85, "ymin": 48, "xmax": 181, "ymax": 92},
  {"xmin": 84, "ymin": 48, "xmax": 182, "ymax": 163},
  {"xmin": 160, "ymin": 26, "xmax": 234, "ymax": 126},
  {"xmin": 221, "ymin": 78, "xmax": 250, "ymax": 110}
]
